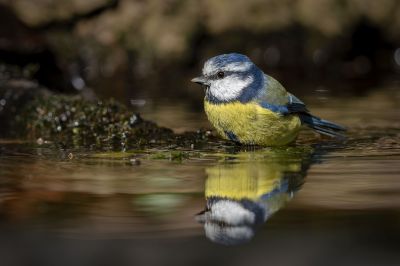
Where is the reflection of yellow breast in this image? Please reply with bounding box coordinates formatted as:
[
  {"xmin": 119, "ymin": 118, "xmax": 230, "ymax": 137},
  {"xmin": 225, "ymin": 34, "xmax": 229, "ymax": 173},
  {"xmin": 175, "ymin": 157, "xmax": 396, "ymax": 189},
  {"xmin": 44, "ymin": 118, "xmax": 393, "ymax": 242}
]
[
  {"xmin": 204, "ymin": 100, "xmax": 301, "ymax": 146},
  {"xmin": 205, "ymin": 161, "xmax": 301, "ymax": 201}
]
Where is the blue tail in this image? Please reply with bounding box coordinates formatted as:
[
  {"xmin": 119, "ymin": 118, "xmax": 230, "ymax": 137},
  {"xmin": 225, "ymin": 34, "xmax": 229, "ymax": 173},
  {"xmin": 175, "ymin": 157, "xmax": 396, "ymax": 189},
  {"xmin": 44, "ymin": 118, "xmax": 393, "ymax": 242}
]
[{"xmin": 299, "ymin": 114, "xmax": 346, "ymax": 138}]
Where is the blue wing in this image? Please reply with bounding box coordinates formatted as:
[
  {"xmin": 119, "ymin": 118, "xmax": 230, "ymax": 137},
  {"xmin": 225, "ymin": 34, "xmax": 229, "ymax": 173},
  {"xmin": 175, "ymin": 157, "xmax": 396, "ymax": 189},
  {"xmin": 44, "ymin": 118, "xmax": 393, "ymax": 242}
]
[
  {"xmin": 258, "ymin": 93, "xmax": 309, "ymax": 115},
  {"xmin": 256, "ymin": 75, "xmax": 346, "ymax": 138},
  {"xmin": 255, "ymin": 75, "xmax": 308, "ymax": 115}
]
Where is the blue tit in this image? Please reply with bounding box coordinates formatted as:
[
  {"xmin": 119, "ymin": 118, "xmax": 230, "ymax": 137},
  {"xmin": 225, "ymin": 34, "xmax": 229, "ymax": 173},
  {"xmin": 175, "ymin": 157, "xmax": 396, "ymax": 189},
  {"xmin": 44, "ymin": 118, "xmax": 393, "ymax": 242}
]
[{"xmin": 191, "ymin": 53, "xmax": 346, "ymax": 146}]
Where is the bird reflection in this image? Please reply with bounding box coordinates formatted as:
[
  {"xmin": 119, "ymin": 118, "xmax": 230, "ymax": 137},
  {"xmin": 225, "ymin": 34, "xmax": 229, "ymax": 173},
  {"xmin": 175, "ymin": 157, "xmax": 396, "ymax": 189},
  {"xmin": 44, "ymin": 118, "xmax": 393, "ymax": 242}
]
[{"xmin": 196, "ymin": 148, "xmax": 313, "ymax": 245}]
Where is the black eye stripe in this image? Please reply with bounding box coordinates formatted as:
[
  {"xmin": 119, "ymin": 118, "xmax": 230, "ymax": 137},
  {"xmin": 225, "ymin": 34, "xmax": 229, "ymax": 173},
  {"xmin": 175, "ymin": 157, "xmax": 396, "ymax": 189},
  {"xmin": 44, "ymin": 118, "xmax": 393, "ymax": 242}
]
[{"xmin": 207, "ymin": 71, "xmax": 236, "ymax": 80}]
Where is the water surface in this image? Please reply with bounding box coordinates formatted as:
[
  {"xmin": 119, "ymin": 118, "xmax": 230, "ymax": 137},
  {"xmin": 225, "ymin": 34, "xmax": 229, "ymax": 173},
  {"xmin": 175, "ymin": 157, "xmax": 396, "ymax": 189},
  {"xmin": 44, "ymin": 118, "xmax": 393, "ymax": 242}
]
[{"xmin": 0, "ymin": 85, "xmax": 399, "ymax": 265}]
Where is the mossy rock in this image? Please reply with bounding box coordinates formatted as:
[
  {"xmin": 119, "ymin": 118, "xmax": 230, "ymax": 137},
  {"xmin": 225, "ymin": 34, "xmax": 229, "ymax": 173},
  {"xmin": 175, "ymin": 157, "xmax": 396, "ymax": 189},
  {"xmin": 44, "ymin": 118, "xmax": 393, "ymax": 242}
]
[{"xmin": 0, "ymin": 79, "xmax": 214, "ymax": 150}]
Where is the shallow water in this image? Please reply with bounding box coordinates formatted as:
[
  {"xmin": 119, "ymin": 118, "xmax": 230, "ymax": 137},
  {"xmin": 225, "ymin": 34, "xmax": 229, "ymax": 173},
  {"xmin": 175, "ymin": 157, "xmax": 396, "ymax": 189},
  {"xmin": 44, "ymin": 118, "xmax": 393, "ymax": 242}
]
[{"xmin": 0, "ymin": 84, "xmax": 400, "ymax": 265}]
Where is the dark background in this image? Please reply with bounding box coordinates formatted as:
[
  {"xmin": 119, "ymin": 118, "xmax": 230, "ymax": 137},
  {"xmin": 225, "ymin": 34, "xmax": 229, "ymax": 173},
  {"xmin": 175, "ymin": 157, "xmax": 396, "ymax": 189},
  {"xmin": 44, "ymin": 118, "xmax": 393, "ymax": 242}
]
[{"xmin": 0, "ymin": 0, "xmax": 399, "ymax": 107}]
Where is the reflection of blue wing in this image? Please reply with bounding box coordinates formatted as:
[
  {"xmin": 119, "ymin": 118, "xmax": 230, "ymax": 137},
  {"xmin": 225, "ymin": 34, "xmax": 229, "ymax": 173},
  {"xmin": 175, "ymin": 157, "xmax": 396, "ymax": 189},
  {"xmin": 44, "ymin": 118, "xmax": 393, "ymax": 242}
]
[{"xmin": 260, "ymin": 179, "xmax": 289, "ymax": 201}]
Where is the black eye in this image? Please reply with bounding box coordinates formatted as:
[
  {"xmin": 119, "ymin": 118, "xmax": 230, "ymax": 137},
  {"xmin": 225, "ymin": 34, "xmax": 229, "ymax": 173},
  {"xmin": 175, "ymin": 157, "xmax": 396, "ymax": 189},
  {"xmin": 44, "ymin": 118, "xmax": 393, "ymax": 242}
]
[{"xmin": 217, "ymin": 71, "xmax": 224, "ymax": 79}]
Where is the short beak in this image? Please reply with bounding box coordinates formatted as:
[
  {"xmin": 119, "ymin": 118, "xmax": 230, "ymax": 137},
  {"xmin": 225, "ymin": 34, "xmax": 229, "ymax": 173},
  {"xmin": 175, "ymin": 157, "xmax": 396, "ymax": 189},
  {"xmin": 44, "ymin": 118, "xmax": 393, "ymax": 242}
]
[{"xmin": 191, "ymin": 76, "xmax": 208, "ymax": 86}]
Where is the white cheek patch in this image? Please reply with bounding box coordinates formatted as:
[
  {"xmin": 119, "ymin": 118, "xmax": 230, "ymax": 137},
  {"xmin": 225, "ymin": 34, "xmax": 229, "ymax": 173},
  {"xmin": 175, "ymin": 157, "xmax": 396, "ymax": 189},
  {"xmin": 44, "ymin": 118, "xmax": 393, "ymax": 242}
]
[{"xmin": 210, "ymin": 75, "xmax": 253, "ymax": 102}]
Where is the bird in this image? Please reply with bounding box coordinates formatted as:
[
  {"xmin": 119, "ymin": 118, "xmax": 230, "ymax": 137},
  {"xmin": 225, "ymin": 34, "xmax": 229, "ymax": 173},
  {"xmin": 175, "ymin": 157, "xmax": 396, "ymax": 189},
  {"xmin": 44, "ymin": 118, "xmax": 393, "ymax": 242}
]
[{"xmin": 191, "ymin": 53, "xmax": 346, "ymax": 146}]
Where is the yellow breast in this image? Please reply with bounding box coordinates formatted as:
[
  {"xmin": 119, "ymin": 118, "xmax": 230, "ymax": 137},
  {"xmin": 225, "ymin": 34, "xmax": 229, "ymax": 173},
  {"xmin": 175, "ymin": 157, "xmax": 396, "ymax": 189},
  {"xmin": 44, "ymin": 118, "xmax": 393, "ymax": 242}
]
[{"xmin": 204, "ymin": 100, "xmax": 301, "ymax": 146}]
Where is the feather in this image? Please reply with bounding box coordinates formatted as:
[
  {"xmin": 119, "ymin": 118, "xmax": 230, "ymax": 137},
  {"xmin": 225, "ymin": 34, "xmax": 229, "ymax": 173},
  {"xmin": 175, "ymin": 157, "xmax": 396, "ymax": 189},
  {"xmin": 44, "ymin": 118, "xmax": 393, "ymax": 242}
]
[
  {"xmin": 299, "ymin": 113, "xmax": 346, "ymax": 138},
  {"xmin": 256, "ymin": 76, "xmax": 346, "ymax": 139}
]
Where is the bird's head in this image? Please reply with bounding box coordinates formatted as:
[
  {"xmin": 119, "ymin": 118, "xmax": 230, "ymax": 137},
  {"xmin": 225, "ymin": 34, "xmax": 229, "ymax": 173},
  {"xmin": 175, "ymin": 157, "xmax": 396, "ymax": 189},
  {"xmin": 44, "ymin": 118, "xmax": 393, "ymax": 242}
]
[{"xmin": 191, "ymin": 53, "xmax": 265, "ymax": 103}]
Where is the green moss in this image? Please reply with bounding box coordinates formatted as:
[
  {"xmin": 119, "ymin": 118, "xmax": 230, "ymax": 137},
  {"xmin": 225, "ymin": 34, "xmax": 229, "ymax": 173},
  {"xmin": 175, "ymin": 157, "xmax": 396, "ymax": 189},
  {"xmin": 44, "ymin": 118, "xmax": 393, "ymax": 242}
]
[
  {"xmin": 17, "ymin": 94, "xmax": 176, "ymax": 149},
  {"xmin": 90, "ymin": 151, "xmax": 136, "ymax": 159},
  {"xmin": 148, "ymin": 150, "xmax": 192, "ymax": 162},
  {"xmin": 0, "ymin": 84, "xmax": 216, "ymax": 150}
]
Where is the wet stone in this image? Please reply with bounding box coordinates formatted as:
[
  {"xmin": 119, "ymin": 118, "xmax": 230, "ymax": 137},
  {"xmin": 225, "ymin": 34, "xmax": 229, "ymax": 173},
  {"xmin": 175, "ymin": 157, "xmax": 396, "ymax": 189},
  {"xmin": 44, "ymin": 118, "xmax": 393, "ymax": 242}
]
[{"xmin": 0, "ymin": 84, "xmax": 214, "ymax": 150}]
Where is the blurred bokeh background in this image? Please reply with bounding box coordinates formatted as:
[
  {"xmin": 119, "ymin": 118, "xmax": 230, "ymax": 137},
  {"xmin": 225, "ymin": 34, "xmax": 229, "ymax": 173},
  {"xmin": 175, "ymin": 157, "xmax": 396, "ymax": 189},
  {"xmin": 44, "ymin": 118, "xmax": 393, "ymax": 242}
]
[{"xmin": 1, "ymin": 0, "xmax": 399, "ymax": 104}]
